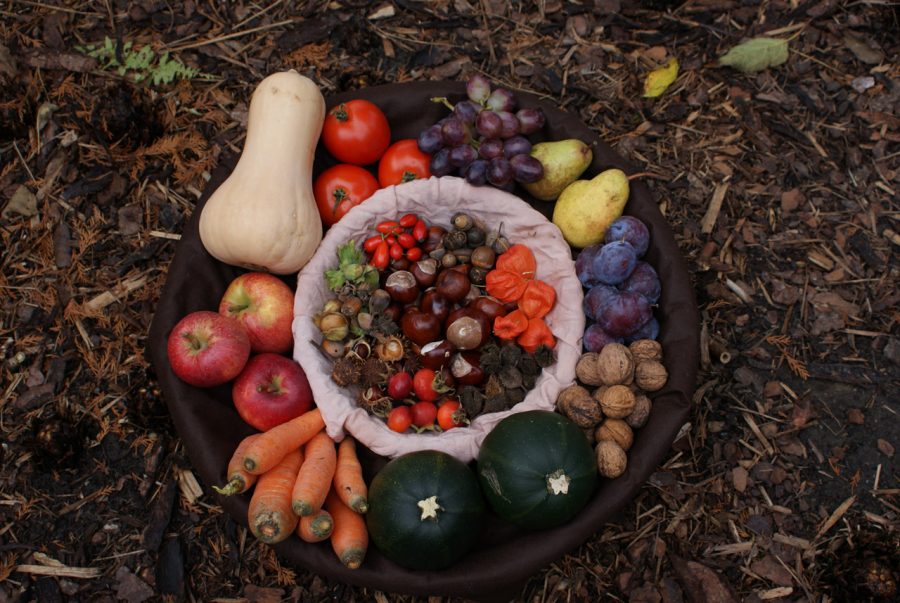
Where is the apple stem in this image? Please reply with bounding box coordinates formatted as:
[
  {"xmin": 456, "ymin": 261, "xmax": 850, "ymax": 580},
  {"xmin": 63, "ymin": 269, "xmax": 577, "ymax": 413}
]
[
  {"xmin": 183, "ymin": 332, "xmax": 206, "ymax": 351},
  {"xmin": 258, "ymin": 375, "xmax": 283, "ymax": 395}
]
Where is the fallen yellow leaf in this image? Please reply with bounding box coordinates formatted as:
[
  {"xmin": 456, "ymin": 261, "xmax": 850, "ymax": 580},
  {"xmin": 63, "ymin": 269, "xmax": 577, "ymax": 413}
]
[{"xmin": 642, "ymin": 57, "xmax": 679, "ymax": 98}]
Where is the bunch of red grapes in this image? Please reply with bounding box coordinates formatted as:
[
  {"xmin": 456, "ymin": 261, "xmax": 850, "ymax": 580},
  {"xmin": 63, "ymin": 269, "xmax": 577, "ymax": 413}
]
[{"xmin": 417, "ymin": 75, "xmax": 547, "ymax": 190}]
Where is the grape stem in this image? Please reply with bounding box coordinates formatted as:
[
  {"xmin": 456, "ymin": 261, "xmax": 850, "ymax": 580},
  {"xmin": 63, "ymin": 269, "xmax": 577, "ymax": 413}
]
[{"xmin": 429, "ymin": 96, "xmax": 455, "ymax": 111}]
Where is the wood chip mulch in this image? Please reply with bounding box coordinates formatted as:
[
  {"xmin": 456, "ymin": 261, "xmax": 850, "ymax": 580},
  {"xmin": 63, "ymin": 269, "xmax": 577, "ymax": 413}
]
[{"xmin": 1, "ymin": 1, "xmax": 897, "ymax": 602}]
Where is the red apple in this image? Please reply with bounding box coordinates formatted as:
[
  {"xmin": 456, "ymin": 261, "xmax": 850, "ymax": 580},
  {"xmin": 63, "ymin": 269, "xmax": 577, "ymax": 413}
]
[
  {"xmin": 167, "ymin": 310, "xmax": 251, "ymax": 387},
  {"xmin": 219, "ymin": 272, "xmax": 294, "ymax": 354},
  {"xmin": 232, "ymin": 353, "xmax": 314, "ymax": 431}
]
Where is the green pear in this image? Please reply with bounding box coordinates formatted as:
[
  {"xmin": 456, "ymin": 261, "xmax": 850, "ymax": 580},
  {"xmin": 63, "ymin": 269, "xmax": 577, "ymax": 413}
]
[
  {"xmin": 522, "ymin": 139, "xmax": 593, "ymax": 201},
  {"xmin": 552, "ymin": 168, "xmax": 629, "ymax": 249}
]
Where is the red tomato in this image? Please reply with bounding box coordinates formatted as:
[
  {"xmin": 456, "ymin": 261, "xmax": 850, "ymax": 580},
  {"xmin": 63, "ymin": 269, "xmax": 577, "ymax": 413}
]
[
  {"xmin": 410, "ymin": 401, "xmax": 438, "ymax": 428},
  {"xmin": 314, "ymin": 165, "xmax": 379, "ymax": 226},
  {"xmin": 412, "ymin": 368, "xmax": 439, "ymax": 402},
  {"xmin": 377, "ymin": 139, "xmax": 432, "ymax": 187},
  {"xmin": 387, "ymin": 406, "xmax": 412, "ymax": 433},
  {"xmin": 322, "ymin": 100, "xmax": 391, "ymax": 166},
  {"xmin": 437, "ymin": 400, "xmax": 467, "ymax": 431}
]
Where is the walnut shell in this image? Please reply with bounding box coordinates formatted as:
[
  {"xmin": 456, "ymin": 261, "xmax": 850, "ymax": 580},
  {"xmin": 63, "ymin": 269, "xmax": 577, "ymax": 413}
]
[
  {"xmin": 635, "ymin": 360, "xmax": 668, "ymax": 392},
  {"xmin": 592, "ymin": 385, "xmax": 609, "ymax": 404},
  {"xmin": 597, "ymin": 343, "xmax": 635, "ymax": 386},
  {"xmin": 595, "ymin": 440, "xmax": 627, "ymax": 479},
  {"xmin": 629, "ymin": 339, "xmax": 663, "ymax": 363},
  {"xmin": 556, "ymin": 385, "xmax": 603, "ymax": 429},
  {"xmin": 598, "ymin": 385, "xmax": 636, "ymax": 419},
  {"xmin": 575, "ymin": 352, "xmax": 604, "ymax": 386},
  {"xmin": 625, "ymin": 394, "xmax": 652, "ymax": 429},
  {"xmin": 595, "ymin": 418, "xmax": 634, "ymax": 451}
]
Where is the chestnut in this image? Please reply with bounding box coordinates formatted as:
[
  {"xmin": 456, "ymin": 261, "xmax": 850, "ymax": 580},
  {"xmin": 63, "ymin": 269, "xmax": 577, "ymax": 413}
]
[
  {"xmin": 446, "ymin": 307, "xmax": 491, "ymax": 348},
  {"xmin": 422, "ymin": 225, "xmax": 447, "ymax": 254},
  {"xmin": 471, "ymin": 296, "xmax": 508, "ymax": 320},
  {"xmin": 446, "ymin": 316, "xmax": 484, "ymax": 350},
  {"xmin": 391, "ymin": 257, "xmax": 411, "ymax": 271},
  {"xmin": 400, "ymin": 308, "xmax": 442, "ymax": 346},
  {"xmin": 466, "ymin": 227, "xmax": 486, "ymax": 247},
  {"xmin": 410, "ymin": 258, "xmax": 438, "ymax": 288},
  {"xmin": 384, "ymin": 270, "xmax": 419, "ymax": 304},
  {"xmin": 450, "ymin": 352, "xmax": 485, "ymax": 386},
  {"xmin": 469, "ymin": 266, "xmax": 488, "ymax": 286},
  {"xmin": 368, "ymin": 289, "xmax": 391, "ymax": 314},
  {"xmin": 420, "ymin": 289, "xmax": 452, "ymax": 323},
  {"xmin": 419, "ymin": 339, "xmax": 456, "ymax": 369},
  {"xmin": 471, "ymin": 246, "xmax": 496, "ymax": 269},
  {"xmin": 435, "ymin": 269, "xmax": 470, "ymax": 302},
  {"xmin": 383, "ymin": 303, "xmax": 402, "ymax": 323},
  {"xmin": 441, "ymin": 253, "xmax": 458, "ymax": 269}
]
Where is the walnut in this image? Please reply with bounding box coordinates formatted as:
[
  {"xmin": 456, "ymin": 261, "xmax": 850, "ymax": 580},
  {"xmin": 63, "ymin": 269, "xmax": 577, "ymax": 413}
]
[
  {"xmin": 597, "ymin": 343, "xmax": 634, "ymax": 386},
  {"xmin": 575, "ymin": 353, "xmax": 604, "ymax": 386},
  {"xmin": 629, "ymin": 339, "xmax": 663, "ymax": 363},
  {"xmin": 595, "ymin": 418, "xmax": 633, "ymax": 451},
  {"xmin": 635, "ymin": 360, "xmax": 668, "ymax": 392},
  {"xmin": 595, "ymin": 440, "xmax": 627, "ymax": 479},
  {"xmin": 626, "ymin": 394, "xmax": 652, "ymax": 429},
  {"xmin": 598, "ymin": 385, "xmax": 636, "ymax": 418},
  {"xmin": 556, "ymin": 385, "xmax": 603, "ymax": 429}
]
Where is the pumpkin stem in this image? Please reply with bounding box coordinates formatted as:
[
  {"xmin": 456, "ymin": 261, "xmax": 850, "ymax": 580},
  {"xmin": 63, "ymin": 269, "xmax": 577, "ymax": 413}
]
[
  {"xmin": 546, "ymin": 469, "xmax": 571, "ymax": 496},
  {"xmin": 417, "ymin": 495, "xmax": 443, "ymax": 521}
]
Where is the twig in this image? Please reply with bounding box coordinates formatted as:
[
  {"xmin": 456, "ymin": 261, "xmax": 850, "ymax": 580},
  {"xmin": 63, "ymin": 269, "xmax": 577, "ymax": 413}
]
[
  {"xmin": 815, "ymin": 495, "xmax": 856, "ymax": 539},
  {"xmin": 165, "ymin": 18, "xmax": 295, "ymax": 52},
  {"xmin": 700, "ymin": 182, "xmax": 729, "ymax": 234}
]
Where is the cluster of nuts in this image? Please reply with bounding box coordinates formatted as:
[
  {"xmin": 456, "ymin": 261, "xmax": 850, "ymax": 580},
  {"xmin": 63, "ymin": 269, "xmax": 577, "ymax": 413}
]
[{"xmin": 555, "ymin": 339, "xmax": 668, "ymax": 479}]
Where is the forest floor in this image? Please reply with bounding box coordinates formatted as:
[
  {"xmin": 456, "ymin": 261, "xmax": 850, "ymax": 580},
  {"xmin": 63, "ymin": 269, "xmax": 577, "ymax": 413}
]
[{"xmin": 1, "ymin": 1, "xmax": 898, "ymax": 602}]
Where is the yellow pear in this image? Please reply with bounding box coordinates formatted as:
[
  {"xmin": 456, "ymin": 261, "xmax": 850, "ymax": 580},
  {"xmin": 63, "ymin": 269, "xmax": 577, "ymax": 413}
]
[
  {"xmin": 552, "ymin": 168, "xmax": 629, "ymax": 249},
  {"xmin": 522, "ymin": 139, "xmax": 593, "ymax": 201}
]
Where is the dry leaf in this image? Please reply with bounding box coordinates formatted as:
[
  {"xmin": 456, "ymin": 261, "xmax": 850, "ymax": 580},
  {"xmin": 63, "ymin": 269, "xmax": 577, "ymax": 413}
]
[
  {"xmin": 643, "ymin": 57, "xmax": 679, "ymax": 98},
  {"xmin": 732, "ymin": 466, "xmax": 748, "ymax": 493},
  {"xmin": 719, "ymin": 38, "xmax": 789, "ymax": 73},
  {"xmin": 3, "ymin": 186, "xmax": 38, "ymax": 219},
  {"xmin": 843, "ymin": 33, "xmax": 884, "ymax": 65},
  {"xmin": 877, "ymin": 439, "xmax": 895, "ymax": 458},
  {"xmin": 780, "ymin": 188, "xmax": 804, "ymax": 213}
]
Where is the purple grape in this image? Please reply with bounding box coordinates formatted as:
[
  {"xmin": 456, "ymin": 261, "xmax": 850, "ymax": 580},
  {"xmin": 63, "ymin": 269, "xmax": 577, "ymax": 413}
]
[
  {"xmin": 486, "ymin": 157, "xmax": 513, "ymax": 187},
  {"xmin": 620, "ymin": 262, "xmax": 661, "ymax": 304},
  {"xmin": 503, "ymin": 135, "xmax": 532, "ymax": 158},
  {"xmin": 497, "ymin": 111, "xmax": 520, "ymax": 139},
  {"xmin": 467, "ymin": 74, "xmax": 491, "ymax": 104},
  {"xmin": 625, "ymin": 317, "xmax": 659, "ymax": 343},
  {"xmin": 453, "ymin": 100, "xmax": 480, "ymax": 125},
  {"xmin": 516, "ymin": 107, "xmax": 546, "ymax": 135},
  {"xmin": 486, "ymin": 88, "xmax": 516, "ymax": 112},
  {"xmin": 417, "ymin": 125, "xmax": 444, "ymax": 154},
  {"xmin": 510, "ymin": 154, "xmax": 543, "ymax": 184},
  {"xmin": 441, "ymin": 118, "xmax": 470, "ymax": 146},
  {"xmin": 605, "ymin": 216, "xmax": 650, "ymax": 258},
  {"xmin": 575, "ymin": 244, "xmax": 603, "ymax": 288},
  {"xmin": 478, "ymin": 138, "xmax": 504, "ymax": 160},
  {"xmin": 583, "ymin": 284, "xmax": 619, "ymax": 321},
  {"xmin": 449, "ymin": 144, "xmax": 477, "ymax": 168},
  {"xmin": 429, "ymin": 147, "xmax": 453, "ymax": 177},
  {"xmin": 583, "ymin": 324, "xmax": 622, "ymax": 353},
  {"xmin": 597, "ymin": 291, "xmax": 652, "ymax": 337},
  {"xmin": 462, "ymin": 159, "xmax": 488, "ymax": 186},
  {"xmin": 475, "ymin": 111, "xmax": 502, "ymax": 139},
  {"xmin": 593, "ymin": 241, "xmax": 638, "ymax": 285}
]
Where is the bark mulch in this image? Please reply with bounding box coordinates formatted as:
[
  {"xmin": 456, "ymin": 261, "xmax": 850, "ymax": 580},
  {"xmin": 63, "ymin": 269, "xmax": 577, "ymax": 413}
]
[{"xmin": 1, "ymin": 1, "xmax": 897, "ymax": 602}]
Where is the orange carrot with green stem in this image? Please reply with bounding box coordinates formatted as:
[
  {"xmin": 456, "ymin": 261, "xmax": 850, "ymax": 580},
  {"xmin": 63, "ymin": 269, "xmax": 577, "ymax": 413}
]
[
  {"xmin": 291, "ymin": 430, "xmax": 337, "ymax": 516},
  {"xmin": 333, "ymin": 436, "xmax": 368, "ymax": 513},
  {"xmin": 247, "ymin": 448, "xmax": 304, "ymax": 544},
  {"xmin": 242, "ymin": 408, "xmax": 324, "ymax": 475},
  {"xmin": 325, "ymin": 488, "xmax": 368, "ymax": 569},
  {"xmin": 213, "ymin": 433, "xmax": 261, "ymax": 496},
  {"xmin": 296, "ymin": 508, "xmax": 334, "ymax": 543}
]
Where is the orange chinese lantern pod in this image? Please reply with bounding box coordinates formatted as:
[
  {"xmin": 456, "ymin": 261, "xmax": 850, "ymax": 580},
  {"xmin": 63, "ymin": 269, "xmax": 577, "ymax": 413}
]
[
  {"xmin": 495, "ymin": 244, "xmax": 536, "ymax": 280},
  {"xmin": 517, "ymin": 317, "xmax": 556, "ymax": 353},
  {"xmin": 493, "ymin": 309, "xmax": 529, "ymax": 340},
  {"xmin": 517, "ymin": 279, "xmax": 556, "ymax": 319},
  {"xmin": 485, "ymin": 269, "xmax": 527, "ymax": 303}
]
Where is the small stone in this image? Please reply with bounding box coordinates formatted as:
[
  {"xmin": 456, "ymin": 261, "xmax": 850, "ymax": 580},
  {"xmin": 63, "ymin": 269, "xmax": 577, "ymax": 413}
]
[
  {"xmin": 847, "ymin": 408, "xmax": 865, "ymax": 424},
  {"xmin": 732, "ymin": 466, "xmax": 748, "ymax": 492},
  {"xmin": 877, "ymin": 439, "xmax": 894, "ymax": 458}
]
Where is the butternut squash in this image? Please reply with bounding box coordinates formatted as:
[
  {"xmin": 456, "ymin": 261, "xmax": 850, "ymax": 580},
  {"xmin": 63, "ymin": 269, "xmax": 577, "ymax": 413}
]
[{"xmin": 199, "ymin": 70, "xmax": 326, "ymax": 274}]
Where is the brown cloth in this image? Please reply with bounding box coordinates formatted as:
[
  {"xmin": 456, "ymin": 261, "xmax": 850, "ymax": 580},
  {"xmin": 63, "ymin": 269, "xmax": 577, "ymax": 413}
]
[{"xmin": 148, "ymin": 81, "xmax": 699, "ymax": 601}]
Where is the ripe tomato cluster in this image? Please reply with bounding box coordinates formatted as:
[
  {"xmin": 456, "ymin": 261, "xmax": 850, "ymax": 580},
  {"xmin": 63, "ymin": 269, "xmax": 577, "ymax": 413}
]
[
  {"xmin": 315, "ymin": 100, "xmax": 431, "ymax": 227},
  {"xmin": 384, "ymin": 366, "xmax": 468, "ymax": 433},
  {"xmin": 362, "ymin": 213, "xmax": 429, "ymax": 270}
]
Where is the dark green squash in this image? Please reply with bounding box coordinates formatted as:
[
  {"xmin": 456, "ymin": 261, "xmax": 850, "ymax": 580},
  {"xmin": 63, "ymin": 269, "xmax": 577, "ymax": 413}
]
[
  {"xmin": 366, "ymin": 450, "xmax": 486, "ymax": 570},
  {"xmin": 477, "ymin": 410, "xmax": 597, "ymax": 530}
]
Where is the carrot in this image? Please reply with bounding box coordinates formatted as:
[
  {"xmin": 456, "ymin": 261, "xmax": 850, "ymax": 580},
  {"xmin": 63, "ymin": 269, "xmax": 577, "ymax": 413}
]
[
  {"xmin": 247, "ymin": 448, "xmax": 304, "ymax": 544},
  {"xmin": 333, "ymin": 436, "xmax": 368, "ymax": 513},
  {"xmin": 296, "ymin": 508, "xmax": 334, "ymax": 543},
  {"xmin": 242, "ymin": 408, "xmax": 324, "ymax": 475},
  {"xmin": 291, "ymin": 431, "xmax": 337, "ymax": 516},
  {"xmin": 213, "ymin": 433, "xmax": 261, "ymax": 496},
  {"xmin": 325, "ymin": 488, "xmax": 368, "ymax": 569}
]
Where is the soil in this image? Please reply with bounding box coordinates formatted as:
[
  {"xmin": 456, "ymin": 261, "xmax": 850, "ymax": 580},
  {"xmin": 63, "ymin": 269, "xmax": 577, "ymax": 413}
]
[{"xmin": 1, "ymin": 1, "xmax": 898, "ymax": 602}]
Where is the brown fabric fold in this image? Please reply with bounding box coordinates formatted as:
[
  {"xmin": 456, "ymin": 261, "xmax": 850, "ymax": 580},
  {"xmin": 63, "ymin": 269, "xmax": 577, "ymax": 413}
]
[{"xmin": 147, "ymin": 80, "xmax": 699, "ymax": 600}]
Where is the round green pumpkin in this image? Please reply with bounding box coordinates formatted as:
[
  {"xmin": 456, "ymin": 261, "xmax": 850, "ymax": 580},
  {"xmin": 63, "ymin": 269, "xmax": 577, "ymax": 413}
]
[
  {"xmin": 366, "ymin": 450, "xmax": 486, "ymax": 570},
  {"xmin": 477, "ymin": 410, "xmax": 597, "ymax": 530}
]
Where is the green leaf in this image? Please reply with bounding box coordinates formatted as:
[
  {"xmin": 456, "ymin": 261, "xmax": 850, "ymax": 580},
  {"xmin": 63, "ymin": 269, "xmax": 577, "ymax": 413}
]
[
  {"xmin": 335, "ymin": 240, "xmax": 365, "ymax": 267},
  {"xmin": 324, "ymin": 269, "xmax": 345, "ymax": 291},
  {"xmin": 719, "ymin": 37, "xmax": 789, "ymax": 73},
  {"xmin": 642, "ymin": 57, "xmax": 679, "ymax": 98}
]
